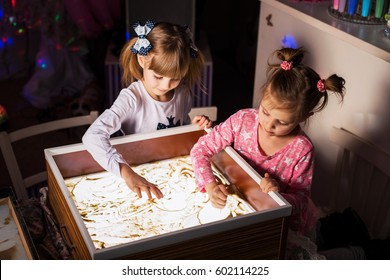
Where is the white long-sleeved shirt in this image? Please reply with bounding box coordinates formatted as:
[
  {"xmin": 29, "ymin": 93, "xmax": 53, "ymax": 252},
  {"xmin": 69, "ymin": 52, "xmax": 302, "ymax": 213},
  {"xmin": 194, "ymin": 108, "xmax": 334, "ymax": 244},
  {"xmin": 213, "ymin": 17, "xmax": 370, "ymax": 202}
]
[{"xmin": 82, "ymin": 80, "xmax": 192, "ymax": 177}]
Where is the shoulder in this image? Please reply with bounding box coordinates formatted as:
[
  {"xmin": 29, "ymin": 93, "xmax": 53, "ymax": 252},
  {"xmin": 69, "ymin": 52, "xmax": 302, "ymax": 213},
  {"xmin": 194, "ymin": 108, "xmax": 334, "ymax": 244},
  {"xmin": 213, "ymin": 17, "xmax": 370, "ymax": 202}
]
[
  {"xmin": 228, "ymin": 108, "xmax": 257, "ymax": 122},
  {"xmin": 228, "ymin": 108, "xmax": 257, "ymax": 118},
  {"xmin": 215, "ymin": 108, "xmax": 257, "ymax": 134},
  {"xmin": 293, "ymin": 130, "xmax": 314, "ymax": 154},
  {"xmin": 172, "ymin": 84, "xmax": 192, "ymax": 113},
  {"xmin": 117, "ymin": 81, "xmax": 144, "ymax": 101},
  {"xmin": 174, "ymin": 84, "xmax": 191, "ymax": 99},
  {"xmin": 109, "ymin": 82, "xmax": 145, "ymax": 113},
  {"xmin": 126, "ymin": 81, "xmax": 144, "ymax": 96}
]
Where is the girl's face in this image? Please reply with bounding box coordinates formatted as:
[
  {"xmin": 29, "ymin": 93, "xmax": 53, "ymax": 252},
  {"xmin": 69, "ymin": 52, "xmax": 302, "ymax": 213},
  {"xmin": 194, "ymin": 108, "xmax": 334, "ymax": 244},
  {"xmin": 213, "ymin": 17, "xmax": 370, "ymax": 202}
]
[
  {"xmin": 137, "ymin": 55, "xmax": 182, "ymax": 101},
  {"xmin": 258, "ymin": 98, "xmax": 300, "ymax": 137},
  {"xmin": 142, "ymin": 68, "xmax": 181, "ymax": 101}
]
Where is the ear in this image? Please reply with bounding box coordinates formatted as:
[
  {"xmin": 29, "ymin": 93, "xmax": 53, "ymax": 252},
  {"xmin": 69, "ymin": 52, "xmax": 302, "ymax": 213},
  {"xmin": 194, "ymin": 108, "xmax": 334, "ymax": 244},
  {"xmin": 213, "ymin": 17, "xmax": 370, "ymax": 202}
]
[{"xmin": 137, "ymin": 55, "xmax": 145, "ymax": 69}]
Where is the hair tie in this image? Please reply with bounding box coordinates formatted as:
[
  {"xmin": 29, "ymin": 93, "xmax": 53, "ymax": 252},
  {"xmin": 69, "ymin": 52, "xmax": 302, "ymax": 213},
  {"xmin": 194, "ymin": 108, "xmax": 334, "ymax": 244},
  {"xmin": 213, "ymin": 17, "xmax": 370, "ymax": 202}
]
[
  {"xmin": 184, "ymin": 26, "xmax": 198, "ymax": 58},
  {"xmin": 131, "ymin": 20, "xmax": 155, "ymax": 56},
  {"xmin": 280, "ymin": 61, "xmax": 293, "ymax": 71},
  {"xmin": 317, "ymin": 79, "xmax": 325, "ymax": 93}
]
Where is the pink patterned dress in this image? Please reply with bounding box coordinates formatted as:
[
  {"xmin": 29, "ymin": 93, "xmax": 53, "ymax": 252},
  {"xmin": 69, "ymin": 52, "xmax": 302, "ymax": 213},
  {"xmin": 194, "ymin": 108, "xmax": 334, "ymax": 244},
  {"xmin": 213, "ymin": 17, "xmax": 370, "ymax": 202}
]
[{"xmin": 190, "ymin": 108, "xmax": 318, "ymax": 235}]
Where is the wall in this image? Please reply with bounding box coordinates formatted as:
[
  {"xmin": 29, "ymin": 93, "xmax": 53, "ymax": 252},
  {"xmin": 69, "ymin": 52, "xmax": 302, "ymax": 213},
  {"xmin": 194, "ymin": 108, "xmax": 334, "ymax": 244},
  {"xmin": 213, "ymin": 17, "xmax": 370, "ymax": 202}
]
[{"xmin": 198, "ymin": 0, "xmax": 259, "ymax": 122}]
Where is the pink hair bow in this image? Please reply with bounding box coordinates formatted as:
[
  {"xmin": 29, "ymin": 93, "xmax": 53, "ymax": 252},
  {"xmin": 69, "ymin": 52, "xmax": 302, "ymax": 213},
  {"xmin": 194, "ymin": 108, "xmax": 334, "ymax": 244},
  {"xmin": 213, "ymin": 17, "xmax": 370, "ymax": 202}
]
[
  {"xmin": 280, "ymin": 61, "xmax": 293, "ymax": 70},
  {"xmin": 317, "ymin": 79, "xmax": 325, "ymax": 93}
]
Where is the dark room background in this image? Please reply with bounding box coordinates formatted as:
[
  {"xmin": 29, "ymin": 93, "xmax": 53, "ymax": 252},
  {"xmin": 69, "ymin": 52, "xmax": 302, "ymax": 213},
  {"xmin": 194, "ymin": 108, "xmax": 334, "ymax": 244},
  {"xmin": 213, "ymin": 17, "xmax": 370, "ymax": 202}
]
[{"xmin": 0, "ymin": 0, "xmax": 259, "ymax": 188}]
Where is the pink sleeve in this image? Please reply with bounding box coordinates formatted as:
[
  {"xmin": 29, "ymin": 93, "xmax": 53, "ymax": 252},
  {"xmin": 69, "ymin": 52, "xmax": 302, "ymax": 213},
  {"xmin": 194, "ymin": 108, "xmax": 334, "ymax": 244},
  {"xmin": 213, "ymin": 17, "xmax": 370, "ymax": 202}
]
[{"xmin": 190, "ymin": 114, "xmax": 238, "ymax": 192}]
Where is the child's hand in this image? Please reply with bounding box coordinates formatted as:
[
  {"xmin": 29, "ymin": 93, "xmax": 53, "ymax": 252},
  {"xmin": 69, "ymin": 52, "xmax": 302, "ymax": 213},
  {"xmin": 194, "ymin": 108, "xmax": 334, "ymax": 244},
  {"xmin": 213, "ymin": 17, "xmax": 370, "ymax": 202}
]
[
  {"xmin": 120, "ymin": 164, "xmax": 164, "ymax": 199},
  {"xmin": 206, "ymin": 182, "xmax": 230, "ymax": 208},
  {"xmin": 191, "ymin": 114, "xmax": 212, "ymax": 129},
  {"xmin": 260, "ymin": 173, "xmax": 279, "ymax": 193},
  {"xmin": 126, "ymin": 173, "xmax": 164, "ymax": 200}
]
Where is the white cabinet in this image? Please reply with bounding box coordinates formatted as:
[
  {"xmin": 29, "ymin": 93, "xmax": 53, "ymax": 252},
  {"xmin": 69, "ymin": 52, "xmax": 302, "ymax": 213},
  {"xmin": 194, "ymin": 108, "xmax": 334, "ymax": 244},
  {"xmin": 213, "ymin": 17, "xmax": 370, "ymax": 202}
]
[{"xmin": 253, "ymin": 0, "xmax": 390, "ymax": 216}]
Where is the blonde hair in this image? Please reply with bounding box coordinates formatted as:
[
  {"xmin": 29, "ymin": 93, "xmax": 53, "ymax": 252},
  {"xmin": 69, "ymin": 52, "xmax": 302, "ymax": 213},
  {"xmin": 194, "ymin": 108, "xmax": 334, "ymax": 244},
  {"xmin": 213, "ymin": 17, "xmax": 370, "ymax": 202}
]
[
  {"xmin": 261, "ymin": 47, "xmax": 346, "ymax": 122},
  {"xmin": 119, "ymin": 22, "xmax": 205, "ymax": 92}
]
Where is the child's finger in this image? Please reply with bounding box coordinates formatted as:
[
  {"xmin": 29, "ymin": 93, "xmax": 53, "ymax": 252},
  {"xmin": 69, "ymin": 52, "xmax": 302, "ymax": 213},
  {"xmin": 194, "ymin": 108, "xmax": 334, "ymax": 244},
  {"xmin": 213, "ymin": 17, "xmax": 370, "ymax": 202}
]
[
  {"xmin": 218, "ymin": 184, "xmax": 230, "ymax": 196},
  {"xmin": 151, "ymin": 185, "xmax": 164, "ymax": 199}
]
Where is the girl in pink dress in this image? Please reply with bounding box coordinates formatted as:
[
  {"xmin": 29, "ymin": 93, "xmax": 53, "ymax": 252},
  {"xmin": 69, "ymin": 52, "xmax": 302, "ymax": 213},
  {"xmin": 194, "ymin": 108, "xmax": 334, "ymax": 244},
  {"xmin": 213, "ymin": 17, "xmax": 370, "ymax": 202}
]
[{"xmin": 190, "ymin": 47, "xmax": 346, "ymax": 236}]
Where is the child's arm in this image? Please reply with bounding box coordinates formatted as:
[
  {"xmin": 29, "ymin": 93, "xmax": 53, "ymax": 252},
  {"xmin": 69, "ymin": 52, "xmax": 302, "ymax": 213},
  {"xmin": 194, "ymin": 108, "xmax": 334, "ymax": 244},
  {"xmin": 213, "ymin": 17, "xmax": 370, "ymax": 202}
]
[{"xmin": 120, "ymin": 163, "xmax": 164, "ymax": 199}]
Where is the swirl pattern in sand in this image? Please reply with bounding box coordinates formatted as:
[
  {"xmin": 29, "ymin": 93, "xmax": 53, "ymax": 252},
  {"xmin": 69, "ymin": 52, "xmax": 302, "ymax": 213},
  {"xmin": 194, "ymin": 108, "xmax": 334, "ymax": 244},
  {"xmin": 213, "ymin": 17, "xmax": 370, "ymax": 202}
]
[{"xmin": 65, "ymin": 155, "xmax": 254, "ymax": 249}]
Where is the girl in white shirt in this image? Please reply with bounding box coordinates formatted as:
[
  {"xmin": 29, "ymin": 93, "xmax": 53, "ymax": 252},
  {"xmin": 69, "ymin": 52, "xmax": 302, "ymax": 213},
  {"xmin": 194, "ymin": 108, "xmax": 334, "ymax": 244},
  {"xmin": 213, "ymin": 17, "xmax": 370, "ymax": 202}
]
[{"xmin": 82, "ymin": 20, "xmax": 211, "ymax": 200}]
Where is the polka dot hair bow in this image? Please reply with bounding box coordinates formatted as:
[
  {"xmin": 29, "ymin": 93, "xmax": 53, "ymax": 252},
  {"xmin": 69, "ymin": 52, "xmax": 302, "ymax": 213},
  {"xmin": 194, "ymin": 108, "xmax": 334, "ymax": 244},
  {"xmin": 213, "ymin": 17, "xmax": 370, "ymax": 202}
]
[
  {"xmin": 131, "ymin": 20, "xmax": 155, "ymax": 56},
  {"xmin": 184, "ymin": 26, "xmax": 198, "ymax": 58}
]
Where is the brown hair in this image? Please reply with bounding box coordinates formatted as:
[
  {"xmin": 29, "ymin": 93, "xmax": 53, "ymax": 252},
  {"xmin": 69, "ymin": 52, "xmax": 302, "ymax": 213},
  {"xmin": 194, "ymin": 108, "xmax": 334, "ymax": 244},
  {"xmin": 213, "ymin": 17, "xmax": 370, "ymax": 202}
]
[
  {"xmin": 119, "ymin": 22, "xmax": 205, "ymax": 92},
  {"xmin": 261, "ymin": 47, "xmax": 346, "ymax": 122}
]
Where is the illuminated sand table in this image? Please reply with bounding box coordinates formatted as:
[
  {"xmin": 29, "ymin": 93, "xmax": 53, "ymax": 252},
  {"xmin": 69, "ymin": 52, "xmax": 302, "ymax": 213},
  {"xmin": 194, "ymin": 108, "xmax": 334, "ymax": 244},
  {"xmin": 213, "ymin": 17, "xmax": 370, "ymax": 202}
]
[
  {"xmin": 65, "ymin": 155, "xmax": 255, "ymax": 250},
  {"xmin": 0, "ymin": 198, "xmax": 32, "ymax": 259}
]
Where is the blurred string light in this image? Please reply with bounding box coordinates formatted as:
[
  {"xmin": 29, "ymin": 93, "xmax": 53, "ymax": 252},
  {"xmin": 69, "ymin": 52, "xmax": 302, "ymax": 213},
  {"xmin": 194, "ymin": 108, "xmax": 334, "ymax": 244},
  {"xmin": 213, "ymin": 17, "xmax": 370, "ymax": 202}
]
[
  {"xmin": 0, "ymin": 0, "xmax": 81, "ymax": 78},
  {"xmin": 1, "ymin": 0, "xmax": 26, "ymax": 77},
  {"xmin": 36, "ymin": 57, "xmax": 47, "ymax": 69},
  {"xmin": 2, "ymin": 35, "xmax": 12, "ymax": 45}
]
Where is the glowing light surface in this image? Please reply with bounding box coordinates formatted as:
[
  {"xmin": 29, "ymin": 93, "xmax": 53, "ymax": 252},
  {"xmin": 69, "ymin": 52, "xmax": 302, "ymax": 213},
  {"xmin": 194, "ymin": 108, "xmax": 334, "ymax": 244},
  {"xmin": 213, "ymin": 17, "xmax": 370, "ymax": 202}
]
[{"xmin": 65, "ymin": 155, "xmax": 254, "ymax": 250}]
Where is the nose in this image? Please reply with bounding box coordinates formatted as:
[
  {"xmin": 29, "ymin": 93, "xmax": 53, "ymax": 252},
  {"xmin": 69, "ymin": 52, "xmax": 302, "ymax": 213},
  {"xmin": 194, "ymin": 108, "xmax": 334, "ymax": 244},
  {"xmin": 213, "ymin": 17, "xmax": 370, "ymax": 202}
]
[
  {"xmin": 160, "ymin": 78, "xmax": 173, "ymax": 90},
  {"xmin": 264, "ymin": 119, "xmax": 275, "ymax": 131}
]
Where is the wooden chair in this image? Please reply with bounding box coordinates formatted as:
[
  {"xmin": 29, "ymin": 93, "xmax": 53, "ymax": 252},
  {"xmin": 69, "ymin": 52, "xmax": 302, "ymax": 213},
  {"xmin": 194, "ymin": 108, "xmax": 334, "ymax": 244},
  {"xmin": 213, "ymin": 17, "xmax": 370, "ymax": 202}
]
[
  {"xmin": 329, "ymin": 126, "xmax": 390, "ymax": 239},
  {"xmin": 0, "ymin": 111, "xmax": 98, "ymax": 200},
  {"xmin": 1, "ymin": 107, "xmax": 217, "ymax": 201}
]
